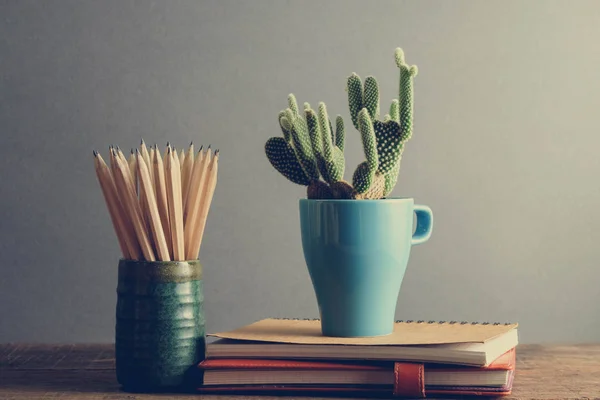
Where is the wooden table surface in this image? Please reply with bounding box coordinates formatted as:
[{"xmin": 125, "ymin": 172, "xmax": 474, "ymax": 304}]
[{"xmin": 0, "ymin": 343, "xmax": 598, "ymax": 399}]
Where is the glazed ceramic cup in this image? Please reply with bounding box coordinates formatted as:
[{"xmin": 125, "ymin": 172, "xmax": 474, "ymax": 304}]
[
  {"xmin": 299, "ymin": 198, "xmax": 433, "ymax": 337},
  {"xmin": 115, "ymin": 259, "xmax": 205, "ymax": 391}
]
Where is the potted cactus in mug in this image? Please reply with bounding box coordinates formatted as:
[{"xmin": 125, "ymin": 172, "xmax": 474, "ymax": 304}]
[{"xmin": 265, "ymin": 48, "xmax": 434, "ymax": 337}]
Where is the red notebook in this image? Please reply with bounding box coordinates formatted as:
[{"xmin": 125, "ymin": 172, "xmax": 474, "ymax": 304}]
[{"xmin": 196, "ymin": 348, "xmax": 516, "ymax": 398}]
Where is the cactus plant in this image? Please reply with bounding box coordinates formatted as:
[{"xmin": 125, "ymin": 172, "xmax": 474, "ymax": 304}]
[{"xmin": 265, "ymin": 47, "xmax": 418, "ymax": 200}]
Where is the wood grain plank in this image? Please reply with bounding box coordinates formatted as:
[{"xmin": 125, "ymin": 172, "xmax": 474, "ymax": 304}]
[
  {"xmin": 0, "ymin": 344, "xmax": 114, "ymax": 370},
  {"xmin": 507, "ymin": 344, "xmax": 600, "ymax": 399},
  {"xmin": 0, "ymin": 343, "xmax": 20, "ymax": 360},
  {"xmin": 0, "ymin": 343, "xmax": 599, "ymax": 399}
]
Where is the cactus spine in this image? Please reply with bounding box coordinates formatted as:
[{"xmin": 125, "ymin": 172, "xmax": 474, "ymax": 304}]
[{"xmin": 265, "ymin": 47, "xmax": 418, "ymax": 200}]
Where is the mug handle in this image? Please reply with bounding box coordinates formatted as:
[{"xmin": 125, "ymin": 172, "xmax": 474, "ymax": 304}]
[{"xmin": 412, "ymin": 205, "xmax": 433, "ymax": 245}]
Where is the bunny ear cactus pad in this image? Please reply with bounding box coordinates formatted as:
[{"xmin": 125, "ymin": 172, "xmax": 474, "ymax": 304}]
[
  {"xmin": 352, "ymin": 109, "xmax": 378, "ymax": 194},
  {"xmin": 266, "ymin": 95, "xmax": 318, "ymax": 188},
  {"xmin": 380, "ymin": 48, "xmax": 418, "ymax": 197},
  {"xmin": 317, "ymin": 102, "xmax": 345, "ymax": 184},
  {"xmin": 395, "ymin": 48, "xmax": 418, "ymax": 142},
  {"xmin": 264, "ymin": 47, "xmax": 418, "ymax": 200},
  {"xmin": 265, "ymin": 94, "xmax": 350, "ymax": 199},
  {"xmin": 265, "ymin": 137, "xmax": 311, "ymax": 186},
  {"xmin": 347, "ymin": 47, "xmax": 418, "ymax": 198}
]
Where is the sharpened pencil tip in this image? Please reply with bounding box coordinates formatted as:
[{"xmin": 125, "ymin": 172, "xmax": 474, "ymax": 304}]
[
  {"xmin": 190, "ymin": 141, "xmax": 193, "ymax": 146},
  {"xmin": 130, "ymin": 148, "xmax": 134, "ymax": 154},
  {"xmin": 141, "ymin": 138, "xmax": 144, "ymax": 145},
  {"xmin": 199, "ymin": 145, "xmax": 203, "ymax": 152},
  {"xmin": 93, "ymin": 150, "xmax": 98, "ymax": 157},
  {"xmin": 167, "ymin": 146, "xmax": 171, "ymax": 154},
  {"xmin": 135, "ymin": 148, "xmax": 140, "ymax": 154},
  {"xmin": 207, "ymin": 144, "xmax": 211, "ymax": 149}
]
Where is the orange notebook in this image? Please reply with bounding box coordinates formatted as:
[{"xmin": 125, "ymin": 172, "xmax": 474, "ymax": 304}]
[{"xmin": 197, "ymin": 348, "xmax": 516, "ymax": 398}]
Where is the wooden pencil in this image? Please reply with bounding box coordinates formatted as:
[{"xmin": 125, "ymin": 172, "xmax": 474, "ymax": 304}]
[
  {"xmin": 173, "ymin": 146, "xmax": 181, "ymax": 171},
  {"xmin": 116, "ymin": 146, "xmax": 128, "ymax": 165},
  {"xmin": 116, "ymin": 148, "xmax": 141, "ymax": 213},
  {"xmin": 183, "ymin": 146, "xmax": 205, "ymax": 225},
  {"xmin": 164, "ymin": 142, "xmax": 170, "ymax": 165},
  {"xmin": 137, "ymin": 142, "xmax": 152, "ymax": 230},
  {"xmin": 181, "ymin": 142, "xmax": 194, "ymax": 210},
  {"xmin": 136, "ymin": 150, "xmax": 170, "ymax": 261},
  {"xmin": 165, "ymin": 147, "xmax": 185, "ymax": 261},
  {"xmin": 172, "ymin": 148, "xmax": 183, "ymax": 252},
  {"xmin": 152, "ymin": 145, "xmax": 172, "ymax": 258},
  {"xmin": 111, "ymin": 148, "xmax": 156, "ymax": 261},
  {"xmin": 110, "ymin": 153, "xmax": 143, "ymax": 259},
  {"xmin": 149, "ymin": 145, "xmax": 157, "ymax": 191},
  {"xmin": 139, "ymin": 140, "xmax": 153, "ymax": 186},
  {"xmin": 128, "ymin": 149, "xmax": 137, "ymax": 195},
  {"xmin": 188, "ymin": 149, "xmax": 219, "ymax": 259},
  {"xmin": 109, "ymin": 145, "xmax": 119, "ymax": 177},
  {"xmin": 109, "ymin": 147, "xmax": 135, "ymax": 235},
  {"xmin": 184, "ymin": 147, "xmax": 209, "ymax": 255},
  {"xmin": 172, "ymin": 148, "xmax": 183, "ymax": 254},
  {"xmin": 94, "ymin": 151, "xmax": 133, "ymax": 259},
  {"xmin": 115, "ymin": 147, "xmax": 154, "ymax": 258}
]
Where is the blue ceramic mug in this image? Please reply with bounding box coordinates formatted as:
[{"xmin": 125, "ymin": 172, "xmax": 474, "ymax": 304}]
[{"xmin": 299, "ymin": 198, "xmax": 433, "ymax": 337}]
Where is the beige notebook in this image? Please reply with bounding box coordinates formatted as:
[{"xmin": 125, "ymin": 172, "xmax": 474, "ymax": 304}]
[{"xmin": 207, "ymin": 318, "xmax": 519, "ymax": 366}]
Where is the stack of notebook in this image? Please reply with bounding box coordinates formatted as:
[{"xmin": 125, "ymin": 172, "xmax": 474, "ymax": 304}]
[{"xmin": 196, "ymin": 318, "xmax": 519, "ymax": 398}]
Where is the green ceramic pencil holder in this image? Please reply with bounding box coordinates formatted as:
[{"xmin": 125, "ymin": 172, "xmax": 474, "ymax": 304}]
[{"xmin": 115, "ymin": 259, "xmax": 205, "ymax": 392}]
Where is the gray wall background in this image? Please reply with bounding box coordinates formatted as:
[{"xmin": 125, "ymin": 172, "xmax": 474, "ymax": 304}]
[{"xmin": 1, "ymin": 0, "xmax": 599, "ymax": 344}]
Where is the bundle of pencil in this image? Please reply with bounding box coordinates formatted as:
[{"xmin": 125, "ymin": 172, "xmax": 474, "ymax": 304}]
[{"xmin": 93, "ymin": 140, "xmax": 219, "ymax": 261}]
